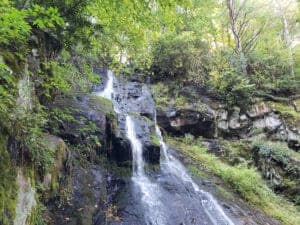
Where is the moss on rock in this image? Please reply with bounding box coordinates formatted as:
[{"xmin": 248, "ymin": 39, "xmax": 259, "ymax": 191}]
[
  {"xmin": 0, "ymin": 134, "xmax": 18, "ymax": 225},
  {"xmin": 42, "ymin": 134, "xmax": 68, "ymax": 200}
]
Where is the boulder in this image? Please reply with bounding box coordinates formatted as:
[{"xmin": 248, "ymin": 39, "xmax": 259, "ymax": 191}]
[
  {"xmin": 218, "ymin": 120, "xmax": 229, "ymax": 131},
  {"xmin": 157, "ymin": 108, "xmax": 215, "ymax": 138},
  {"xmin": 247, "ymin": 102, "xmax": 271, "ymax": 118},
  {"xmin": 287, "ymin": 130, "xmax": 300, "ymax": 151},
  {"xmin": 229, "ymin": 107, "xmax": 241, "ymax": 130},
  {"xmin": 218, "ymin": 109, "xmax": 228, "ymax": 121},
  {"xmin": 265, "ymin": 113, "xmax": 282, "ymax": 132},
  {"xmin": 48, "ymin": 94, "xmax": 114, "ymax": 148}
]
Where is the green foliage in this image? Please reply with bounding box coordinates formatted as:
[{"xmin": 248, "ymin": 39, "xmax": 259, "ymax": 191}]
[
  {"xmin": 150, "ymin": 134, "xmax": 160, "ymax": 147},
  {"xmin": 0, "ymin": 2, "xmax": 30, "ymax": 46},
  {"xmin": 0, "ymin": 135, "xmax": 18, "ymax": 225},
  {"xmin": 0, "ymin": 61, "xmax": 17, "ymax": 129},
  {"xmin": 27, "ymin": 4, "xmax": 64, "ymax": 29},
  {"xmin": 251, "ymin": 138, "xmax": 300, "ymax": 165},
  {"xmin": 167, "ymin": 136, "xmax": 300, "ymax": 225},
  {"xmin": 151, "ymin": 82, "xmax": 171, "ymax": 109},
  {"xmin": 209, "ymin": 66, "xmax": 255, "ymax": 107},
  {"xmin": 14, "ymin": 106, "xmax": 57, "ymax": 174},
  {"xmin": 183, "ymin": 133, "xmax": 195, "ymax": 145},
  {"xmin": 151, "ymin": 32, "xmax": 209, "ymax": 83},
  {"xmin": 268, "ymin": 101, "xmax": 300, "ymax": 124},
  {"xmin": 27, "ymin": 200, "xmax": 47, "ymax": 225}
]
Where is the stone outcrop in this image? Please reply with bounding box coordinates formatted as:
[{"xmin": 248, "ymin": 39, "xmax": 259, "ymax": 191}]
[
  {"xmin": 157, "ymin": 107, "xmax": 216, "ymax": 138},
  {"xmin": 42, "ymin": 134, "xmax": 68, "ymax": 200},
  {"xmin": 156, "ymin": 91, "xmax": 300, "ymax": 150},
  {"xmin": 14, "ymin": 170, "xmax": 36, "ymax": 225}
]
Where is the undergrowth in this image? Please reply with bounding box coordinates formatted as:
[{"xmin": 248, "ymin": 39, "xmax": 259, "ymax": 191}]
[{"xmin": 167, "ymin": 136, "xmax": 300, "ymax": 225}]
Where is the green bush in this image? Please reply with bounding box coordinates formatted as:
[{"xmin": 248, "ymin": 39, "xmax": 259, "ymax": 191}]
[
  {"xmin": 0, "ymin": 62, "xmax": 17, "ymax": 129},
  {"xmin": 209, "ymin": 67, "xmax": 255, "ymax": 107},
  {"xmin": 151, "ymin": 32, "xmax": 209, "ymax": 83}
]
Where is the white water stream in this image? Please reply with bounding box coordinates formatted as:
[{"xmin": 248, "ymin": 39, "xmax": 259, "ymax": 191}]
[
  {"xmin": 155, "ymin": 125, "xmax": 235, "ymax": 225},
  {"xmin": 95, "ymin": 70, "xmax": 114, "ymax": 100},
  {"xmin": 97, "ymin": 70, "xmax": 235, "ymax": 225},
  {"xmin": 126, "ymin": 116, "xmax": 166, "ymax": 225}
]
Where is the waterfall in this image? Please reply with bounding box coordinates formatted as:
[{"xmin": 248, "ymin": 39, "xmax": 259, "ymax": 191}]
[
  {"xmin": 96, "ymin": 70, "xmax": 235, "ymax": 225},
  {"xmin": 96, "ymin": 70, "xmax": 114, "ymax": 99},
  {"xmin": 126, "ymin": 116, "xmax": 145, "ymax": 177},
  {"xmin": 155, "ymin": 124, "xmax": 235, "ymax": 225},
  {"xmin": 126, "ymin": 116, "xmax": 166, "ymax": 225}
]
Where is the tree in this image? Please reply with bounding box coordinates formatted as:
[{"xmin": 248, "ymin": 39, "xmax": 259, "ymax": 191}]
[
  {"xmin": 225, "ymin": 0, "xmax": 269, "ymax": 75},
  {"xmin": 274, "ymin": 0, "xmax": 299, "ymax": 77}
]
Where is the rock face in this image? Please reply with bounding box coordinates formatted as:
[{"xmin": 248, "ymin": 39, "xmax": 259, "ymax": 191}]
[
  {"xmin": 14, "ymin": 170, "xmax": 36, "ymax": 225},
  {"xmin": 247, "ymin": 102, "xmax": 271, "ymax": 118},
  {"xmin": 156, "ymin": 89, "xmax": 300, "ymax": 150},
  {"xmin": 49, "ymin": 166, "xmax": 124, "ymax": 225},
  {"xmin": 49, "ymin": 94, "xmax": 112, "ymax": 147},
  {"xmin": 157, "ymin": 108, "xmax": 215, "ymax": 138},
  {"xmin": 42, "ymin": 134, "xmax": 68, "ymax": 200},
  {"xmin": 111, "ymin": 77, "xmax": 161, "ymax": 165}
]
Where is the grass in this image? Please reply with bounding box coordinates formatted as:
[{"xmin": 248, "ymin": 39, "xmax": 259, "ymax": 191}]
[
  {"xmin": 90, "ymin": 95, "xmax": 115, "ymax": 114},
  {"xmin": 167, "ymin": 136, "xmax": 300, "ymax": 225},
  {"xmin": 251, "ymin": 136, "xmax": 300, "ymax": 162},
  {"xmin": 267, "ymin": 101, "xmax": 300, "ymax": 124}
]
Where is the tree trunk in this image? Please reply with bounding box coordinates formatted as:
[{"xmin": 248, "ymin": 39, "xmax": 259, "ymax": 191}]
[
  {"xmin": 226, "ymin": 0, "xmax": 248, "ymax": 75},
  {"xmin": 275, "ymin": 0, "xmax": 295, "ymax": 77}
]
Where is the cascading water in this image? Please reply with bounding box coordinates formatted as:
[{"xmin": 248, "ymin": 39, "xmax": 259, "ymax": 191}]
[
  {"xmin": 126, "ymin": 116, "xmax": 145, "ymax": 177},
  {"xmin": 96, "ymin": 70, "xmax": 114, "ymax": 99},
  {"xmin": 96, "ymin": 70, "xmax": 236, "ymax": 225},
  {"xmin": 155, "ymin": 124, "xmax": 235, "ymax": 225},
  {"xmin": 126, "ymin": 116, "xmax": 167, "ymax": 225}
]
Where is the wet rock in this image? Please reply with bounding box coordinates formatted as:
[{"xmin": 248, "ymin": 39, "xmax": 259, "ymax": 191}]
[
  {"xmin": 48, "ymin": 94, "xmax": 114, "ymax": 148},
  {"xmin": 143, "ymin": 143, "xmax": 160, "ymax": 164},
  {"xmin": 49, "ymin": 166, "xmax": 124, "ymax": 225},
  {"xmin": 229, "ymin": 107, "xmax": 241, "ymax": 130},
  {"xmin": 130, "ymin": 116, "xmax": 160, "ymax": 164},
  {"xmin": 14, "ymin": 170, "xmax": 36, "ymax": 225},
  {"xmin": 218, "ymin": 120, "xmax": 229, "ymax": 131},
  {"xmin": 109, "ymin": 135, "xmax": 132, "ymax": 166},
  {"xmin": 43, "ymin": 134, "xmax": 68, "ymax": 199},
  {"xmin": 247, "ymin": 102, "xmax": 270, "ymax": 118},
  {"xmin": 265, "ymin": 113, "xmax": 282, "ymax": 131},
  {"xmin": 157, "ymin": 108, "xmax": 215, "ymax": 138},
  {"xmin": 287, "ymin": 130, "xmax": 300, "ymax": 151}
]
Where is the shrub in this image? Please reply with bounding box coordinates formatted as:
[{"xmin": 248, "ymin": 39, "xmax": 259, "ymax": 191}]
[
  {"xmin": 151, "ymin": 32, "xmax": 209, "ymax": 83},
  {"xmin": 209, "ymin": 68, "xmax": 255, "ymax": 107}
]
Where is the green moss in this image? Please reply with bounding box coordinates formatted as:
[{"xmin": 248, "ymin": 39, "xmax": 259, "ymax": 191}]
[
  {"xmin": 0, "ymin": 135, "xmax": 18, "ymax": 225},
  {"xmin": 268, "ymin": 101, "xmax": 300, "ymax": 124},
  {"xmin": 174, "ymin": 95, "xmax": 189, "ymax": 108},
  {"xmin": 167, "ymin": 136, "xmax": 300, "ymax": 225},
  {"xmin": 150, "ymin": 134, "xmax": 160, "ymax": 147},
  {"xmin": 90, "ymin": 95, "xmax": 114, "ymax": 114},
  {"xmin": 151, "ymin": 82, "xmax": 170, "ymax": 108},
  {"xmin": 26, "ymin": 200, "xmax": 47, "ymax": 225},
  {"xmin": 96, "ymin": 155, "xmax": 131, "ymax": 178},
  {"xmin": 216, "ymin": 185, "xmax": 235, "ymax": 201},
  {"xmin": 188, "ymin": 165, "xmax": 209, "ymax": 179}
]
